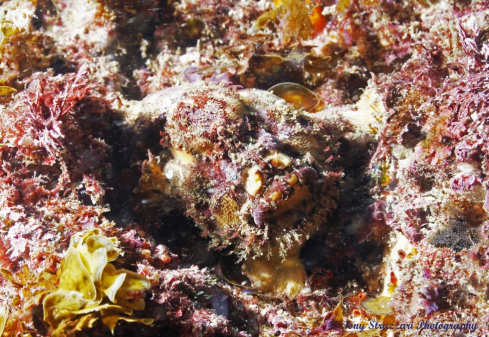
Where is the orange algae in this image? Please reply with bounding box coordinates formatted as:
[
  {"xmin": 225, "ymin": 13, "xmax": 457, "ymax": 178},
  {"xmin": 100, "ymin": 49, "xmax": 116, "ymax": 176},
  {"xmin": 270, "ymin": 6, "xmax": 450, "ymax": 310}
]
[{"xmin": 309, "ymin": 5, "xmax": 327, "ymax": 35}]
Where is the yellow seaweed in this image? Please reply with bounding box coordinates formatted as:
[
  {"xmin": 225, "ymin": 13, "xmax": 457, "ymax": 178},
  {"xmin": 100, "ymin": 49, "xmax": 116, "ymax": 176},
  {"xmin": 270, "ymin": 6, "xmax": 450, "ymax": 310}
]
[
  {"xmin": 0, "ymin": 305, "xmax": 7, "ymax": 336},
  {"xmin": 101, "ymin": 264, "xmax": 127, "ymax": 303},
  {"xmin": 57, "ymin": 247, "xmax": 97, "ymax": 301},
  {"xmin": 75, "ymin": 232, "xmax": 120, "ymax": 283},
  {"xmin": 0, "ymin": 86, "xmax": 16, "ymax": 96},
  {"xmin": 255, "ymin": 8, "xmax": 281, "ymax": 29},
  {"xmin": 43, "ymin": 290, "xmax": 87, "ymax": 328},
  {"xmin": 42, "ymin": 229, "xmax": 153, "ymax": 336},
  {"xmin": 111, "ymin": 268, "xmax": 151, "ymax": 310},
  {"xmin": 361, "ymin": 296, "xmax": 393, "ymax": 315},
  {"xmin": 102, "ymin": 315, "xmax": 155, "ymax": 334}
]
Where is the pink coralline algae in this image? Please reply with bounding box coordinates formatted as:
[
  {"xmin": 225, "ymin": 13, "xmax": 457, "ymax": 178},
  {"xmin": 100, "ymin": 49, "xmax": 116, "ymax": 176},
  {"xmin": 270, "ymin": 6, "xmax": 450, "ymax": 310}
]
[
  {"xmin": 365, "ymin": 3, "xmax": 489, "ymax": 333},
  {"xmin": 3, "ymin": 0, "xmax": 489, "ymax": 336}
]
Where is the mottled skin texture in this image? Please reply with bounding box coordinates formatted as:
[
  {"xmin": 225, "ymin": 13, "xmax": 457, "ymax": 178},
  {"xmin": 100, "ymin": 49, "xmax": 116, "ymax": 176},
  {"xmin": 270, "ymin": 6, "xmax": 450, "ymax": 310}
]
[{"xmin": 132, "ymin": 82, "xmax": 345, "ymax": 297}]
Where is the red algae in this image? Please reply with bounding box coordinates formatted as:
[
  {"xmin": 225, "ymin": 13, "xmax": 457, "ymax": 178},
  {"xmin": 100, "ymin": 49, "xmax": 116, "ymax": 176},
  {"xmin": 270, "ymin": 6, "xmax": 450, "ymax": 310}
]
[{"xmin": 2, "ymin": 0, "xmax": 489, "ymax": 336}]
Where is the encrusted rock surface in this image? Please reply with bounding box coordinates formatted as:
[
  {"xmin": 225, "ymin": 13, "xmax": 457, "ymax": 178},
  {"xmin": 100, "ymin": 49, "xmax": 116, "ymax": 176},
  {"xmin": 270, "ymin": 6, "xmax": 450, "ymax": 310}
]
[
  {"xmin": 131, "ymin": 82, "xmax": 346, "ymax": 298},
  {"xmin": 0, "ymin": 0, "xmax": 489, "ymax": 336}
]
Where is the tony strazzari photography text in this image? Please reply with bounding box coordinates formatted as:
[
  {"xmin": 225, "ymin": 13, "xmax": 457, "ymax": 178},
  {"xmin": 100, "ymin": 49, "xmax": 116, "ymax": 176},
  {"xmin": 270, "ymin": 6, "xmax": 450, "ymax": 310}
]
[{"xmin": 344, "ymin": 320, "xmax": 478, "ymax": 333}]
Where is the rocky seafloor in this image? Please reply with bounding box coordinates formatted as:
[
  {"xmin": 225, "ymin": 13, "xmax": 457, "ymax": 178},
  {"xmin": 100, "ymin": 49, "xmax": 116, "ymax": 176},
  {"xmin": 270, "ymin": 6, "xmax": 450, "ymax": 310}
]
[{"xmin": 0, "ymin": 0, "xmax": 489, "ymax": 336}]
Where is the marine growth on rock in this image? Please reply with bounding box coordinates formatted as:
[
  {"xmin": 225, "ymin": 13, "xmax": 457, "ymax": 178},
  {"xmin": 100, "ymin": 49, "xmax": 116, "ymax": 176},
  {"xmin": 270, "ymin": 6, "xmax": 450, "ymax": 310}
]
[
  {"xmin": 132, "ymin": 82, "xmax": 346, "ymax": 298},
  {"xmin": 1, "ymin": 0, "xmax": 489, "ymax": 336}
]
